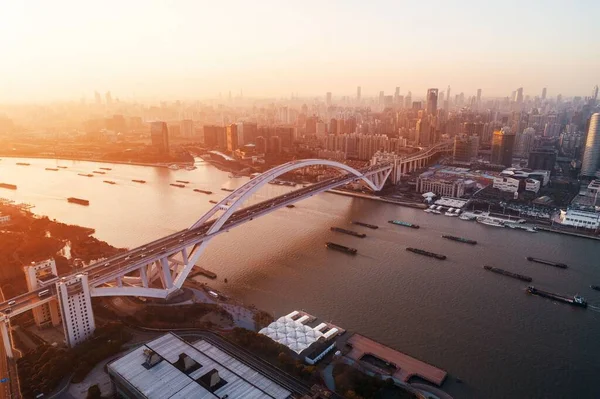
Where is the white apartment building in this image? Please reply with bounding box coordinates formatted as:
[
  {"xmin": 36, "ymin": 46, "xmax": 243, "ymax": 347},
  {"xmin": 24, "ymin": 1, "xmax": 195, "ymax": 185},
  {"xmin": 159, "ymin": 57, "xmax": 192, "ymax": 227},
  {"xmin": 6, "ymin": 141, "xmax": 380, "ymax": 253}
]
[
  {"xmin": 560, "ymin": 209, "xmax": 600, "ymax": 229},
  {"xmin": 417, "ymin": 177, "xmax": 465, "ymax": 197},
  {"xmin": 0, "ymin": 214, "xmax": 10, "ymax": 224},
  {"xmin": 56, "ymin": 274, "xmax": 96, "ymax": 347},
  {"xmin": 493, "ymin": 176, "xmax": 520, "ymax": 193},
  {"xmin": 23, "ymin": 259, "xmax": 61, "ymax": 327},
  {"xmin": 525, "ymin": 178, "xmax": 541, "ymax": 193}
]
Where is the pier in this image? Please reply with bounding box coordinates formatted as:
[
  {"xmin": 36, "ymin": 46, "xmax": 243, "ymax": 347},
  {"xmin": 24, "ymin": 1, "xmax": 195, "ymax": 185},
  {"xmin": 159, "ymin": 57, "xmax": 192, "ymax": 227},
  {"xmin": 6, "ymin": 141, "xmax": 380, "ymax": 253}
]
[{"xmin": 346, "ymin": 334, "xmax": 447, "ymax": 386}]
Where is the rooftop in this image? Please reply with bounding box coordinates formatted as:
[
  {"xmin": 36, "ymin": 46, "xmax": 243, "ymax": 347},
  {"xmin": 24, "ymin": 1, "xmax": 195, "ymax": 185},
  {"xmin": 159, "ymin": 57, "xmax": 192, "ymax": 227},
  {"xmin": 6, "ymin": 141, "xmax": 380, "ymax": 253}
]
[{"xmin": 107, "ymin": 333, "xmax": 292, "ymax": 399}]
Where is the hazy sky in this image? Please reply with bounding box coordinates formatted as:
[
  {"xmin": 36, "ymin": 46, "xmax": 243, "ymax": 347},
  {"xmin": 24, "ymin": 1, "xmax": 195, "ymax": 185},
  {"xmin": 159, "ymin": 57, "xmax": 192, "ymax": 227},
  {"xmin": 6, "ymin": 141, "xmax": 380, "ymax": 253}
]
[{"xmin": 1, "ymin": 0, "xmax": 599, "ymax": 102}]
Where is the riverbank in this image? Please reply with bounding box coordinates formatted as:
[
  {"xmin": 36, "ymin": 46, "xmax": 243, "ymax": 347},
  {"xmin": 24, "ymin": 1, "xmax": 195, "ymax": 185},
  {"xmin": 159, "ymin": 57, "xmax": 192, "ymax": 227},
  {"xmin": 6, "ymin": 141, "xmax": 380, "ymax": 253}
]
[
  {"xmin": 327, "ymin": 188, "xmax": 427, "ymax": 209},
  {"xmin": 536, "ymin": 226, "xmax": 600, "ymax": 241},
  {"xmin": 0, "ymin": 154, "xmax": 192, "ymax": 169}
]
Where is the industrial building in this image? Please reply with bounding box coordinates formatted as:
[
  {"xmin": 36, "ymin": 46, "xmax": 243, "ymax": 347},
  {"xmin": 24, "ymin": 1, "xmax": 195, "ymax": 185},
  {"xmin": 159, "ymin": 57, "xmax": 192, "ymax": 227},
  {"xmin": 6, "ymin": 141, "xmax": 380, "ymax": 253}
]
[
  {"xmin": 108, "ymin": 333, "xmax": 293, "ymax": 399},
  {"xmin": 259, "ymin": 311, "xmax": 339, "ymax": 365}
]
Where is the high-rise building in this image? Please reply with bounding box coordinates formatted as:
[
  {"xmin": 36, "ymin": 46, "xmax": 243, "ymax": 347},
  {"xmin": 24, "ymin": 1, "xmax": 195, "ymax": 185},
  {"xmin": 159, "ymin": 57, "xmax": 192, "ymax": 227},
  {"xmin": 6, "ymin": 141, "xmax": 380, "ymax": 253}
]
[
  {"xmin": 357, "ymin": 86, "xmax": 361, "ymax": 102},
  {"xmin": 453, "ymin": 135, "xmax": 474, "ymax": 162},
  {"xmin": 24, "ymin": 260, "xmax": 61, "ymax": 327},
  {"xmin": 405, "ymin": 91, "xmax": 412, "ymax": 109},
  {"xmin": 394, "ymin": 87, "xmax": 400, "ymax": 104},
  {"xmin": 326, "ymin": 92, "xmax": 332, "ymax": 106},
  {"xmin": 528, "ymin": 148, "xmax": 557, "ymax": 171},
  {"xmin": 105, "ymin": 91, "xmax": 113, "ymax": 106},
  {"xmin": 150, "ymin": 122, "xmax": 169, "ymax": 154},
  {"xmin": 516, "ymin": 127, "xmax": 535, "ymax": 156},
  {"xmin": 94, "ymin": 91, "xmax": 102, "ymax": 105},
  {"xmin": 445, "ymin": 85, "xmax": 451, "ymax": 110},
  {"xmin": 476, "ymin": 89, "xmax": 482, "ymax": 110},
  {"xmin": 592, "ymin": 85, "xmax": 598, "ymax": 101},
  {"xmin": 580, "ymin": 113, "xmax": 600, "ymax": 177},
  {"xmin": 426, "ymin": 88, "xmax": 438, "ymax": 115},
  {"xmin": 56, "ymin": 274, "xmax": 96, "ymax": 347},
  {"xmin": 379, "ymin": 91, "xmax": 384, "ymax": 105},
  {"xmin": 180, "ymin": 119, "xmax": 194, "ymax": 138},
  {"xmin": 491, "ymin": 127, "xmax": 516, "ymax": 167},
  {"xmin": 541, "ymin": 87, "xmax": 547, "ymax": 100},
  {"xmin": 226, "ymin": 124, "xmax": 239, "ymax": 152},
  {"xmin": 255, "ymin": 136, "xmax": 266, "ymax": 153},
  {"xmin": 514, "ymin": 88, "xmax": 524, "ymax": 105},
  {"xmin": 203, "ymin": 125, "xmax": 224, "ymax": 147}
]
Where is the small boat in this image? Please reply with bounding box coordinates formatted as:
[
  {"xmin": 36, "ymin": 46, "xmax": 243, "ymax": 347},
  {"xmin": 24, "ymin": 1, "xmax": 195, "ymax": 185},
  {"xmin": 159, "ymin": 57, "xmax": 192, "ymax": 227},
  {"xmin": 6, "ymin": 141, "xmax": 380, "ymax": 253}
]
[
  {"xmin": 209, "ymin": 200, "xmax": 218, "ymax": 204},
  {"xmin": 590, "ymin": 285, "xmax": 600, "ymax": 292},
  {"xmin": 476, "ymin": 216, "xmax": 505, "ymax": 227},
  {"xmin": 286, "ymin": 204, "xmax": 295, "ymax": 208},
  {"xmin": 352, "ymin": 221, "xmax": 379, "ymax": 229}
]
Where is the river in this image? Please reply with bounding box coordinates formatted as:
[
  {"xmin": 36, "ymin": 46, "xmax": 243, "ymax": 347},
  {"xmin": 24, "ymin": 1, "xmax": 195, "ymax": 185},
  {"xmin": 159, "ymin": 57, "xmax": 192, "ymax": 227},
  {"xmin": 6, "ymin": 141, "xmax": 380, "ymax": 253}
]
[{"xmin": 1, "ymin": 157, "xmax": 599, "ymax": 399}]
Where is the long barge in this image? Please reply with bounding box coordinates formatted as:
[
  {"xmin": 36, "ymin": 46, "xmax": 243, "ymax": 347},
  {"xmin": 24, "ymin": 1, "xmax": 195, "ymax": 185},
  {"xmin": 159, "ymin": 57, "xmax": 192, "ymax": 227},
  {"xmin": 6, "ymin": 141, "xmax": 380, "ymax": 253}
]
[
  {"xmin": 325, "ymin": 242, "xmax": 357, "ymax": 255},
  {"xmin": 526, "ymin": 286, "xmax": 587, "ymax": 308},
  {"xmin": 194, "ymin": 189, "xmax": 213, "ymax": 194},
  {"xmin": 132, "ymin": 179, "xmax": 146, "ymax": 184},
  {"xmin": 176, "ymin": 180, "xmax": 190, "ymax": 184},
  {"xmin": 67, "ymin": 197, "xmax": 89, "ymax": 206},
  {"xmin": 78, "ymin": 173, "xmax": 94, "ymax": 177},
  {"xmin": 57, "ymin": 166, "xmax": 68, "ymax": 169},
  {"xmin": 103, "ymin": 180, "xmax": 116, "ymax": 185},
  {"xmin": 170, "ymin": 183, "xmax": 185, "ymax": 188},
  {"xmin": 93, "ymin": 171, "xmax": 106, "ymax": 174},
  {"xmin": 483, "ymin": 265, "xmax": 532, "ymax": 282},
  {"xmin": 45, "ymin": 168, "xmax": 59, "ymax": 171},
  {"xmin": 0, "ymin": 183, "xmax": 17, "ymax": 190},
  {"xmin": 442, "ymin": 235, "xmax": 477, "ymax": 245},
  {"xmin": 99, "ymin": 167, "xmax": 112, "ymax": 171},
  {"xmin": 406, "ymin": 247, "xmax": 446, "ymax": 260},
  {"xmin": 221, "ymin": 188, "xmax": 235, "ymax": 192},
  {"xmin": 526, "ymin": 256, "xmax": 567, "ymax": 269},
  {"xmin": 591, "ymin": 285, "xmax": 600, "ymax": 292},
  {"xmin": 388, "ymin": 220, "xmax": 420, "ymax": 229},
  {"xmin": 330, "ymin": 227, "xmax": 366, "ymax": 238},
  {"xmin": 352, "ymin": 221, "xmax": 379, "ymax": 229},
  {"xmin": 16, "ymin": 162, "xmax": 30, "ymax": 166}
]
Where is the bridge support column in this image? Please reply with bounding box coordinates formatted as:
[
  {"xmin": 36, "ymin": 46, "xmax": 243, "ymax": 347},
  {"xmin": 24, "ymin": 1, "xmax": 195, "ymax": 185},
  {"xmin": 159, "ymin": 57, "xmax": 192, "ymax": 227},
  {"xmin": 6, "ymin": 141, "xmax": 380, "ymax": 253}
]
[
  {"xmin": 140, "ymin": 265, "xmax": 148, "ymax": 288},
  {"xmin": 0, "ymin": 322, "xmax": 13, "ymax": 359}
]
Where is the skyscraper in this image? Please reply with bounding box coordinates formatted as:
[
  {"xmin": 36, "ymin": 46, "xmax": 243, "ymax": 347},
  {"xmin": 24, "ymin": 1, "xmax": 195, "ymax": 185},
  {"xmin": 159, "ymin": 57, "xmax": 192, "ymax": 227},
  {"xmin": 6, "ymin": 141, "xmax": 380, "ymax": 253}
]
[
  {"xmin": 226, "ymin": 124, "xmax": 239, "ymax": 152},
  {"xmin": 592, "ymin": 85, "xmax": 599, "ymax": 102},
  {"xmin": 356, "ymin": 86, "xmax": 361, "ymax": 102},
  {"xmin": 514, "ymin": 88, "xmax": 523, "ymax": 105},
  {"xmin": 491, "ymin": 127, "xmax": 515, "ymax": 167},
  {"xmin": 426, "ymin": 88, "xmax": 438, "ymax": 115},
  {"xmin": 445, "ymin": 85, "xmax": 451, "ymax": 110},
  {"xmin": 105, "ymin": 91, "xmax": 113, "ymax": 106},
  {"xmin": 476, "ymin": 89, "xmax": 482, "ymax": 110},
  {"xmin": 394, "ymin": 87, "xmax": 400, "ymax": 104},
  {"xmin": 150, "ymin": 122, "xmax": 169, "ymax": 154},
  {"xmin": 580, "ymin": 113, "xmax": 600, "ymax": 177},
  {"xmin": 326, "ymin": 92, "xmax": 332, "ymax": 106},
  {"xmin": 94, "ymin": 91, "xmax": 102, "ymax": 105},
  {"xmin": 541, "ymin": 87, "xmax": 547, "ymax": 100},
  {"xmin": 180, "ymin": 119, "xmax": 194, "ymax": 138}
]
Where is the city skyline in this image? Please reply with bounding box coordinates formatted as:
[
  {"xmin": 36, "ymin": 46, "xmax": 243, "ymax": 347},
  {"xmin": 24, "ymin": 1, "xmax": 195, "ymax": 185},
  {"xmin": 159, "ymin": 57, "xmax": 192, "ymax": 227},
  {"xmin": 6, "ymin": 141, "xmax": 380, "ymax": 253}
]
[{"xmin": 1, "ymin": 0, "xmax": 599, "ymax": 102}]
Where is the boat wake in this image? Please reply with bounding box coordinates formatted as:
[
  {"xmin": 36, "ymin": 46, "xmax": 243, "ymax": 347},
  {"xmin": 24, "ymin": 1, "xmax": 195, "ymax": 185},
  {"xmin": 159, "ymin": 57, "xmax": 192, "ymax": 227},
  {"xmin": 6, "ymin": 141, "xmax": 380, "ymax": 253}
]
[{"xmin": 587, "ymin": 305, "xmax": 600, "ymax": 313}]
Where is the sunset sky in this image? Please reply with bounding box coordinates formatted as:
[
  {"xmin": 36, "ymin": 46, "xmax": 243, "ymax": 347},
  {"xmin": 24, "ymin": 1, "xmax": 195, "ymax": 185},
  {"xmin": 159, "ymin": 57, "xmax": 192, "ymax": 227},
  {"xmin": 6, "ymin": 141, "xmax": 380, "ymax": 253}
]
[{"xmin": 1, "ymin": 0, "xmax": 599, "ymax": 102}]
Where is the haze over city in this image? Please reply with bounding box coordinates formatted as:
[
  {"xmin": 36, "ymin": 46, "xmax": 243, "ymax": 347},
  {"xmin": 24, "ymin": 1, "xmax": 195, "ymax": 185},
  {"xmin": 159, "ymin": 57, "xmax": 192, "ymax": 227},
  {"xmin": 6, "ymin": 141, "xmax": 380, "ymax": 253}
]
[{"xmin": 1, "ymin": 0, "xmax": 599, "ymax": 102}]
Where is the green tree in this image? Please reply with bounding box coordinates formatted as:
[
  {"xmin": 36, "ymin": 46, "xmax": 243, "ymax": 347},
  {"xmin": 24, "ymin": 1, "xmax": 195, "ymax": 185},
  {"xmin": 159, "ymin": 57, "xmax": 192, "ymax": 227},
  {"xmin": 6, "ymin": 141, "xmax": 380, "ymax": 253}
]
[{"xmin": 86, "ymin": 384, "xmax": 102, "ymax": 399}]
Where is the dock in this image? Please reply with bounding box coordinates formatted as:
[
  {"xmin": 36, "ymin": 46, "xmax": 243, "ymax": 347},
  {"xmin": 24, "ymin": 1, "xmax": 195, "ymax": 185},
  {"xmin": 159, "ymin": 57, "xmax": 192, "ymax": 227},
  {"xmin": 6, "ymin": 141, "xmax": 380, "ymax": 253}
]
[{"xmin": 346, "ymin": 334, "xmax": 447, "ymax": 386}]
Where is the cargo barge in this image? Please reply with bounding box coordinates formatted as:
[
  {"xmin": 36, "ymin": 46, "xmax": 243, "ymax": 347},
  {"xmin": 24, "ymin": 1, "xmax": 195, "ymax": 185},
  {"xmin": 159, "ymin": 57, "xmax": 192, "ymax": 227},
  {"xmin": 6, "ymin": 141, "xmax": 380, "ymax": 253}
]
[
  {"xmin": 93, "ymin": 171, "xmax": 106, "ymax": 174},
  {"xmin": 221, "ymin": 188, "xmax": 235, "ymax": 192},
  {"xmin": 78, "ymin": 173, "xmax": 94, "ymax": 177},
  {"xmin": 45, "ymin": 168, "xmax": 59, "ymax": 171},
  {"xmin": 57, "ymin": 166, "xmax": 68, "ymax": 169},
  {"xmin": 406, "ymin": 247, "xmax": 446, "ymax": 260},
  {"xmin": 209, "ymin": 200, "xmax": 218, "ymax": 204},
  {"xmin": 442, "ymin": 235, "xmax": 477, "ymax": 245},
  {"xmin": 0, "ymin": 183, "xmax": 17, "ymax": 190},
  {"xmin": 103, "ymin": 180, "xmax": 116, "ymax": 185},
  {"xmin": 16, "ymin": 162, "xmax": 30, "ymax": 166},
  {"xmin": 330, "ymin": 227, "xmax": 366, "ymax": 238},
  {"xmin": 194, "ymin": 189, "xmax": 212, "ymax": 194},
  {"xmin": 176, "ymin": 180, "xmax": 190, "ymax": 184},
  {"xmin": 483, "ymin": 265, "xmax": 532, "ymax": 282},
  {"xmin": 99, "ymin": 167, "xmax": 112, "ymax": 171},
  {"xmin": 526, "ymin": 286, "xmax": 587, "ymax": 308},
  {"xmin": 67, "ymin": 197, "xmax": 89, "ymax": 206},
  {"xmin": 170, "ymin": 183, "xmax": 185, "ymax": 188},
  {"xmin": 352, "ymin": 221, "xmax": 379, "ymax": 229},
  {"xmin": 132, "ymin": 179, "xmax": 146, "ymax": 183},
  {"xmin": 526, "ymin": 256, "xmax": 567, "ymax": 269},
  {"xmin": 388, "ymin": 220, "xmax": 420, "ymax": 229},
  {"xmin": 325, "ymin": 242, "xmax": 357, "ymax": 255}
]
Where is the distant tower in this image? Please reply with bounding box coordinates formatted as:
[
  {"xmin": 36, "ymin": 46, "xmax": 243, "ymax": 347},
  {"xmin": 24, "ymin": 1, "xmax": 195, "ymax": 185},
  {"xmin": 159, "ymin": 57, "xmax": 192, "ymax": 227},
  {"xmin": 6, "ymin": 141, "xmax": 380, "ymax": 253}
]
[
  {"xmin": 515, "ymin": 88, "xmax": 523, "ymax": 104},
  {"xmin": 592, "ymin": 85, "xmax": 599, "ymax": 101},
  {"xmin": 326, "ymin": 92, "xmax": 332, "ymax": 106},
  {"xmin": 105, "ymin": 91, "xmax": 113, "ymax": 106},
  {"xmin": 445, "ymin": 85, "xmax": 451, "ymax": 110},
  {"xmin": 379, "ymin": 91, "xmax": 384, "ymax": 105},
  {"xmin": 581, "ymin": 113, "xmax": 600, "ymax": 177},
  {"xmin": 94, "ymin": 91, "xmax": 102, "ymax": 105},
  {"xmin": 150, "ymin": 122, "xmax": 170, "ymax": 154},
  {"xmin": 426, "ymin": 89, "xmax": 438, "ymax": 115},
  {"xmin": 356, "ymin": 86, "xmax": 361, "ymax": 102},
  {"xmin": 394, "ymin": 87, "xmax": 400, "ymax": 104},
  {"xmin": 476, "ymin": 89, "xmax": 482, "ymax": 110},
  {"xmin": 541, "ymin": 87, "xmax": 547, "ymax": 100}
]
